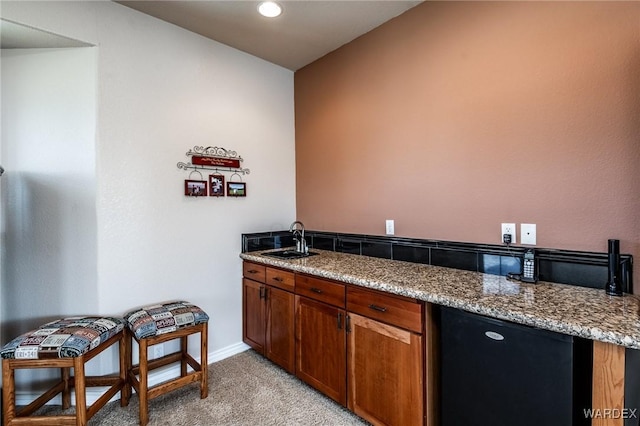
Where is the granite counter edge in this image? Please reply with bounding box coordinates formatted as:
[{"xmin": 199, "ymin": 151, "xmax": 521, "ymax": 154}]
[{"xmin": 239, "ymin": 252, "xmax": 640, "ymax": 349}]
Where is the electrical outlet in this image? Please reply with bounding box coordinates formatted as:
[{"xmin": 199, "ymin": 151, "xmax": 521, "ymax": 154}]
[
  {"xmin": 385, "ymin": 219, "xmax": 395, "ymax": 235},
  {"xmin": 521, "ymin": 223, "xmax": 537, "ymax": 245},
  {"xmin": 501, "ymin": 223, "xmax": 516, "ymax": 245},
  {"xmin": 153, "ymin": 345, "xmax": 164, "ymax": 359}
]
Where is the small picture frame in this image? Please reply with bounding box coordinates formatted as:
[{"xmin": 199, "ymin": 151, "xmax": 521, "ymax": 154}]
[
  {"xmin": 227, "ymin": 182, "xmax": 247, "ymax": 197},
  {"xmin": 209, "ymin": 174, "xmax": 225, "ymax": 197},
  {"xmin": 185, "ymin": 180, "xmax": 207, "ymax": 197}
]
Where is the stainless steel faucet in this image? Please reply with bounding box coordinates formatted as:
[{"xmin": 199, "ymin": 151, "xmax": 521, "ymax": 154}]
[{"xmin": 289, "ymin": 221, "xmax": 307, "ymax": 253}]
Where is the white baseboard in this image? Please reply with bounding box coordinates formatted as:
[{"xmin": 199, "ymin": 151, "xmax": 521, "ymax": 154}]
[
  {"xmin": 14, "ymin": 341, "xmax": 251, "ymax": 407},
  {"xmin": 209, "ymin": 341, "xmax": 250, "ymax": 363}
]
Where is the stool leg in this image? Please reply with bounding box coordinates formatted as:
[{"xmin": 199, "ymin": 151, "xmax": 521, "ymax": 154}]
[
  {"xmin": 201, "ymin": 322, "xmax": 208, "ymax": 399},
  {"xmin": 120, "ymin": 329, "xmax": 130, "ymax": 407},
  {"xmin": 3, "ymin": 359, "xmax": 16, "ymax": 425},
  {"xmin": 139, "ymin": 338, "xmax": 149, "ymax": 426},
  {"xmin": 73, "ymin": 356, "xmax": 88, "ymax": 426},
  {"xmin": 61, "ymin": 367, "xmax": 71, "ymax": 409},
  {"xmin": 180, "ymin": 336, "xmax": 187, "ymax": 377}
]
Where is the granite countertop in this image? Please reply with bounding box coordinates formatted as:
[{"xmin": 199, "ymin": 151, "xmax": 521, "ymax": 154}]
[{"xmin": 240, "ymin": 248, "xmax": 640, "ymax": 349}]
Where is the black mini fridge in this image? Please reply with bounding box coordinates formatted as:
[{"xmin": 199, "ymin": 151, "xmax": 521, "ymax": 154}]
[{"xmin": 440, "ymin": 307, "xmax": 592, "ymax": 426}]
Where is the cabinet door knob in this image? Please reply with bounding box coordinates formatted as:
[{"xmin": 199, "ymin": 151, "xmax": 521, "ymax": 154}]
[
  {"xmin": 368, "ymin": 304, "xmax": 387, "ymax": 313},
  {"xmin": 259, "ymin": 286, "xmax": 266, "ymax": 299},
  {"xmin": 337, "ymin": 313, "xmax": 343, "ymax": 329},
  {"xmin": 311, "ymin": 287, "xmax": 323, "ymax": 294}
]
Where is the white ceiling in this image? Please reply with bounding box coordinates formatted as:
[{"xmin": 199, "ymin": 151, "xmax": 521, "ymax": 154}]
[
  {"xmin": 116, "ymin": 1, "xmax": 423, "ymax": 70},
  {"xmin": 1, "ymin": 1, "xmax": 422, "ymax": 70}
]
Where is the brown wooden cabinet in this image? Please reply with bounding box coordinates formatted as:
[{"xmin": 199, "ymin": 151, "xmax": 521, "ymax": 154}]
[
  {"xmin": 243, "ymin": 277, "xmax": 266, "ymax": 352},
  {"xmin": 242, "ymin": 262, "xmax": 295, "ymax": 373},
  {"xmin": 265, "ymin": 285, "xmax": 295, "ymax": 373},
  {"xmin": 347, "ymin": 286, "xmax": 424, "ymax": 426},
  {"xmin": 295, "ymin": 274, "xmax": 347, "ymax": 406},
  {"xmin": 244, "ymin": 264, "xmax": 426, "ymax": 425},
  {"xmin": 295, "ymin": 295, "xmax": 347, "ymax": 405}
]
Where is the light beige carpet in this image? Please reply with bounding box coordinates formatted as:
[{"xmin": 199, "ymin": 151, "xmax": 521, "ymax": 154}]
[{"xmin": 40, "ymin": 349, "xmax": 368, "ymax": 425}]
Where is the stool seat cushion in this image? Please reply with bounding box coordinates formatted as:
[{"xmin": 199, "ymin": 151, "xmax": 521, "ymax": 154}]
[
  {"xmin": 0, "ymin": 316, "xmax": 125, "ymax": 360},
  {"xmin": 124, "ymin": 301, "xmax": 209, "ymax": 340}
]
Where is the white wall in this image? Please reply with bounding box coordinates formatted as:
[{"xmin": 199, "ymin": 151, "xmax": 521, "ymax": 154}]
[
  {"xmin": 1, "ymin": 47, "xmax": 98, "ymax": 338},
  {"xmin": 1, "ymin": 46, "xmax": 98, "ymax": 391},
  {"xmin": 1, "ymin": 0, "xmax": 295, "ymax": 379}
]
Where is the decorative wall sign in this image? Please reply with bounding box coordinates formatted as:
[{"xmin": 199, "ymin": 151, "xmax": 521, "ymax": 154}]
[
  {"xmin": 227, "ymin": 182, "xmax": 247, "ymax": 197},
  {"xmin": 177, "ymin": 146, "xmax": 249, "ymax": 198},
  {"xmin": 185, "ymin": 180, "xmax": 207, "ymax": 197},
  {"xmin": 193, "ymin": 156, "xmax": 240, "ymax": 169},
  {"xmin": 209, "ymin": 174, "xmax": 225, "ymax": 197}
]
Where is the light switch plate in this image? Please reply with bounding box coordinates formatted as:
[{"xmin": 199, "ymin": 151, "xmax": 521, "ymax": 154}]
[{"xmin": 521, "ymin": 223, "xmax": 537, "ymax": 245}]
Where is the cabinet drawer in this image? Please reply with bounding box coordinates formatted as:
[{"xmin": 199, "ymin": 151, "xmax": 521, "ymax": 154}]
[
  {"xmin": 266, "ymin": 267, "xmax": 295, "ymax": 292},
  {"xmin": 296, "ymin": 275, "xmax": 346, "ymax": 308},
  {"xmin": 243, "ymin": 262, "xmax": 266, "ymax": 283},
  {"xmin": 347, "ymin": 286, "xmax": 423, "ymax": 333}
]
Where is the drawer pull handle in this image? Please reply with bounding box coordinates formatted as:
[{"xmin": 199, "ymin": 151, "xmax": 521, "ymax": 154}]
[
  {"xmin": 248, "ymin": 269, "xmax": 259, "ymax": 274},
  {"xmin": 273, "ymin": 277, "xmax": 284, "ymax": 282},
  {"xmin": 310, "ymin": 287, "xmax": 323, "ymax": 294},
  {"xmin": 368, "ymin": 304, "xmax": 387, "ymax": 313}
]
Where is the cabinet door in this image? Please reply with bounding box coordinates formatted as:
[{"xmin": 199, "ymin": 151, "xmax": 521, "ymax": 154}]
[
  {"xmin": 295, "ymin": 296, "xmax": 346, "ymax": 406},
  {"xmin": 243, "ymin": 278, "xmax": 265, "ymax": 354},
  {"xmin": 266, "ymin": 286, "xmax": 295, "ymax": 374},
  {"xmin": 347, "ymin": 313, "xmax": 424, "ymax": 426}
]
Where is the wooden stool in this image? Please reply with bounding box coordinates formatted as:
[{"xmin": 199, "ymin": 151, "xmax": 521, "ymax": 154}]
[
  {"xmin": 1, "ymin": 316, "xmax": 126, "ymax": 426},
  {"xmin": 122, "ymin": 301, "xmax": 209, "ymax": 426}
]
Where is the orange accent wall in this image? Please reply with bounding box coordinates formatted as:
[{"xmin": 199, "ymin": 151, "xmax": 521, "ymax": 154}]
[{"xmin": 295, "ymin": 1, "xmax": 640, "ymax": 280}]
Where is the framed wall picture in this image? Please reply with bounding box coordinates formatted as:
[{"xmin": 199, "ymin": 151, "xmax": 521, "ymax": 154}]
[
  {"xmin": 185, "ymin": 180, "xmax": 207, "ymax": 197},
  {"xmin": 227, "ymin": 182, "xmax": 247, "ymax": 197},
  {"xmin": 209, "ymin": 174, "xmax": 225, "ymax": 197}
]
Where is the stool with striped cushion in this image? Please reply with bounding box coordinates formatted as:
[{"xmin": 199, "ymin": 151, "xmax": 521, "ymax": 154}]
[
  {"xmin": 1, "ymin": 316, "xmax": 126, "ymax": 426},
  {"xmin": 122, "ymin": 301, "xmax": 209, "ymax": 426}
]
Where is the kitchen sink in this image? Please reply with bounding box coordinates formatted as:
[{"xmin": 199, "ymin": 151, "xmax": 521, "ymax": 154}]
[{"xmin": 263, "ymin": 250, "xmax": 318, "ymax": 259}]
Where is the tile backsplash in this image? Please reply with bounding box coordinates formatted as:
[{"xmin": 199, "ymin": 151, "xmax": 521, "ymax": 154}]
[{"xmin": 242, "ymin": 231, "xmax": 633, "ymax": 294}]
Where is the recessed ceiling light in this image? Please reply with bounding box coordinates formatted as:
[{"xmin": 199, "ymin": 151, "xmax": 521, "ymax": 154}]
[{"xmin": 258, "ymin": 1, "xmax": 282, "ymax": 18}]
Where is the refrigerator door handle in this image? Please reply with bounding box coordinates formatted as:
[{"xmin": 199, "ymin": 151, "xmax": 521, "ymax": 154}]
[{"xmin": 484, "ymin": 331, "xmax": 505, "ymax": 341}]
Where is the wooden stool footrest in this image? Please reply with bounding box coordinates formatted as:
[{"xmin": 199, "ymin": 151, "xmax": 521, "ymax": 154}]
[
  {"xmin": 130, "ymin": 352, "xmax": 183, "ymax": 376},
  {"xmin": 16, "ymin": 381, "xmax": 67, "ymax": 417},
  {"xmin": 87, "ymin": 378, "xmax": 125, "ymax": 420},
  {"xmin": 147, "ymin": 372, "xmax": 202, "ymax": 400},
  {"xmin": 185, "ymin": 354, "xmax": 201, "ymax": 372},
  {"xmin": 127, "ymin": 353, "xmax": 204, "ymax": 401},
  {"xmin": 9, "ymin": 415, "xmax": 77, "ymax": 425},
  {"xmin": 85, "ymin": 375, "xmax": 124, "ymax": 387}
]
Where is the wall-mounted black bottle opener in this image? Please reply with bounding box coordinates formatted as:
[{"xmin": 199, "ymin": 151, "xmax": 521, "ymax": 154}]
[{"xmin": 605, "ymin": 239, "xmax": 623, "ymax": 296}]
